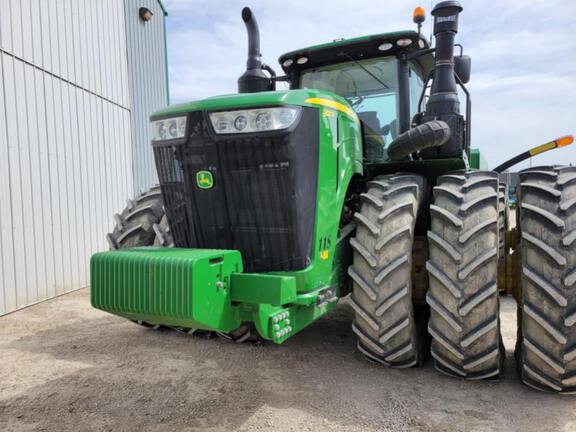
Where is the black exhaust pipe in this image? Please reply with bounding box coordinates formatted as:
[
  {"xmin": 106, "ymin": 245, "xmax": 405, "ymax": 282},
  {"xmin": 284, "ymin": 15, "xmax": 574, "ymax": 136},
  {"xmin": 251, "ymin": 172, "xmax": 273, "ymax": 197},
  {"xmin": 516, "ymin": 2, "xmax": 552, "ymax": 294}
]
[
  {"xmin": 428, "ymin": 1, "xmax": 462, "ymax": 112},
  {"xmin": 238, "ymin": 7, "xmax": 274, "ymax": 93},
  {"xmin": 420, "ymin": 0, "xmax": 465, "ymax": 158}
]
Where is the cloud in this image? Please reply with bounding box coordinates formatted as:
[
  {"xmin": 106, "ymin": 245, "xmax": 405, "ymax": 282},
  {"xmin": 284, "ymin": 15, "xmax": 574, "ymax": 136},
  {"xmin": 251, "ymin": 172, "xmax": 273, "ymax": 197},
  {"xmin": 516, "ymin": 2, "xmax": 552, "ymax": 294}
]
[{"xmin": 163, "ymin": 0, "xmax": 576, "ymax": 168}]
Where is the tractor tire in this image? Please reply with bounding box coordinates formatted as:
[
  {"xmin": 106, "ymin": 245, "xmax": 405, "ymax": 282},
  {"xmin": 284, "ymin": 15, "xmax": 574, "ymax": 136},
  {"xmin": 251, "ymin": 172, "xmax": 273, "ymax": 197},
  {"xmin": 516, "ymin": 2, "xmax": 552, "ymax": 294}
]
[
  {"xmin": 427, "ymin": 170, "xmax": 503, "ymax": 380},
  {"xmin": 107, "ymin": 186, "xmax": 164, "ymax": 249},
  {"xmin": 349, "ymin": 173, "xmax": 427, "ymax": 368},
  {"xmin": 516, "ymin": 166, "xmax": 576, "ymax": 393}
]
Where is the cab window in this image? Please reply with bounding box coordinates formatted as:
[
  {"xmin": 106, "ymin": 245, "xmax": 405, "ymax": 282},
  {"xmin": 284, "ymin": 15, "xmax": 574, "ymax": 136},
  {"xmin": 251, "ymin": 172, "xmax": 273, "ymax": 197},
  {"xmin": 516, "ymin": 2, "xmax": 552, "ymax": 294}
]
[
  {"xmin": 300, "ymin": 57, "xmax": 399, "ymax": 158},
  {"xmin": 408, "ymin": 65, "xmax": 424, "ymax": 119}
]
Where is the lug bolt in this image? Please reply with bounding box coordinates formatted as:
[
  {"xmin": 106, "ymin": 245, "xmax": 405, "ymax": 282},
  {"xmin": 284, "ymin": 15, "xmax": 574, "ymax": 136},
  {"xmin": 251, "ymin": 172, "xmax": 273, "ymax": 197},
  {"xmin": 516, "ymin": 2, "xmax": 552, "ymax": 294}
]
[
  {"xmin": 273, "ymin": 324, "xmax": 280, "ymax": 331},
  {"xmin": 275, "ymin": 332, "xmax": 282, "ymax": 338},
  {"xmin": 284, "ymin": 319, "xmax": 290, "ymax": 325}
]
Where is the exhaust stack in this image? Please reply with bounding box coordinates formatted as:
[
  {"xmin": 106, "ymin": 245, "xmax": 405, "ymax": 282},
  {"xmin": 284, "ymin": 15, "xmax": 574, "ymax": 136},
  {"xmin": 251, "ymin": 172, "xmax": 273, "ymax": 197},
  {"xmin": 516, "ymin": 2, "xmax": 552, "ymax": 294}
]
[
  {"xmin": 238, "ymin": 7, "xmax": 273, "ymax": 93},
  {"xmin": 421, "ymin": 0, "xmax": 465, "ymax": 157}
]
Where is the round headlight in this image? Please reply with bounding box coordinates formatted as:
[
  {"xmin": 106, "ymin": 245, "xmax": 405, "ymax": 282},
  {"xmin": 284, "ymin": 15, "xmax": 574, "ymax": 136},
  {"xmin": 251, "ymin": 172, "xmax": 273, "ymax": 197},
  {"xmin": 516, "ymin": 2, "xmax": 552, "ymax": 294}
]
[
  {"xmin": 168, "ymin": 120, "xmax": 178, "ymax": 138},
  {"xmin": 276, "ymin": 109, "xmax": 295, "ymax": 127},
  {"xmin": 216, "ymin": 119, "xmax": 229, "ymax": 132},
  {"xmin": 296, "ymin": 56, "xmax": 308, "ymax": 65},
  {"xmin": 177, "ymin": 117, "xmax": 186, "ymax": 136},
  {"xmin": 234, "ymin": 115, "xmax": 247, "ymax": 131},
  {"xmin": 378, "ymin": 42, "xmax": 393, "ymax": 51},
  {"xmin": 396, "ymin": 38, "xmax": 413, "ymax": 47},
  {"xmin": 158, "ymin": 122, "xmax": 167, "ymax": 139},
  {"xmin": 282, "ymin": 59, "xmax": 294, "ymax": 68},
  {"xmin": 255, "ymin": 112, "xmax": 272, "ymax": 130}
]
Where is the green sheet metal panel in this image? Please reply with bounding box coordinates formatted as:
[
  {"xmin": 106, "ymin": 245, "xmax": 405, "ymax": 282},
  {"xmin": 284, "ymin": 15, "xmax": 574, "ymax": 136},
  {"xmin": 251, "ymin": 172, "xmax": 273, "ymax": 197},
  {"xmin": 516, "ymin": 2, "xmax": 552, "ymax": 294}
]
[
  {"xmin": 230, "ymin": 273, "xmax": 297, "ymax": 305},
  {"xmin": 470, "ymin": 148, "xmax": 480, "ymax": 169},
  {"xmin": 470, "ymin": 148, "xmax": 488, "ymax": 170},
  {"xmin": 91, "ymin": 247, "xmax": 243, "ymax": 331}
]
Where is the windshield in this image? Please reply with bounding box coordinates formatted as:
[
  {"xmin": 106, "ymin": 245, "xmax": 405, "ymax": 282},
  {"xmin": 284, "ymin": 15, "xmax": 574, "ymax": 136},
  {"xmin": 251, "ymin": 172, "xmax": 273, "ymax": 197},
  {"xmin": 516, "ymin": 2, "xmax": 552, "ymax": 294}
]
[{"xmin": 300, "ymin": 57, "xmax": 399, "ymax": 156}]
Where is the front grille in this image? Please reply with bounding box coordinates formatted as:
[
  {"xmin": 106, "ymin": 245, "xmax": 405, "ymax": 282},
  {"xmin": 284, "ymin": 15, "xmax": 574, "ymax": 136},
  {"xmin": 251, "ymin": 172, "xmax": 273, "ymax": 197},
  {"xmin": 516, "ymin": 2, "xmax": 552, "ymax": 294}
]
[{"xmin": 153, "ymin": 107, "xmax": 319, "ymax": 273}]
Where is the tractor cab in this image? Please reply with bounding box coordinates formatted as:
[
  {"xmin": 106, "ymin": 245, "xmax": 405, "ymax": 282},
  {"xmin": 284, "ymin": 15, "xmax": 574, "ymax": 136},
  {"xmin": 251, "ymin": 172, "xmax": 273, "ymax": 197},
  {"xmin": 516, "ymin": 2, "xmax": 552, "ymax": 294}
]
[{"xmin": 278, "ymin": 31, "xmax": 435, "ymax": 160}]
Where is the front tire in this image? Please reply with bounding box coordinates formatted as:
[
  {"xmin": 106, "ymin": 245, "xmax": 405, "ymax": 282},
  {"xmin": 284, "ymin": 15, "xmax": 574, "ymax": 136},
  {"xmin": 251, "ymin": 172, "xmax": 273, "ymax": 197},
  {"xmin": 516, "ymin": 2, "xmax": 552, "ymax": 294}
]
[
  {"xmin": 349, "ymin": 173, "xmax": 427, "ymax": 368},
  {"xmin": 107, "ymin": 187, "xmax": 164, "ymax": 249}
]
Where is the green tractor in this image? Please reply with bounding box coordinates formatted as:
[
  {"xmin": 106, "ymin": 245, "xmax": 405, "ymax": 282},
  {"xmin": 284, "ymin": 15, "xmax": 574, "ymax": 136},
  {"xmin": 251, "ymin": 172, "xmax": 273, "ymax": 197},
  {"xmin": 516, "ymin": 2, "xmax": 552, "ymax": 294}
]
[{"xmin": 92, "ymin": 2, "xmax": 576, "ymax": 393}]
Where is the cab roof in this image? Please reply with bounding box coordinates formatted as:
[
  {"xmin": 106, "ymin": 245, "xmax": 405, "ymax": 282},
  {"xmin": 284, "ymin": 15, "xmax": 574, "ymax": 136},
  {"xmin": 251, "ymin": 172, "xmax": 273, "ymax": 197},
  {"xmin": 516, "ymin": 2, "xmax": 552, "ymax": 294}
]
[{"xmin": 278, "ymin": 30, "xmax": 433, "ymax": 75}]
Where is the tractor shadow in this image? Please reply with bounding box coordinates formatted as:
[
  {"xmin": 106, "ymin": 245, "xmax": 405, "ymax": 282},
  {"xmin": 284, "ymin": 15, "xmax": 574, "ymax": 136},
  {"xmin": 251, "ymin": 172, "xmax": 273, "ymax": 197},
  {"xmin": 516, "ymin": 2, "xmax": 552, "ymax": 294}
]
[{"xmin": 1, "ymin": 296, "xmax": 575, "ymax": 431}]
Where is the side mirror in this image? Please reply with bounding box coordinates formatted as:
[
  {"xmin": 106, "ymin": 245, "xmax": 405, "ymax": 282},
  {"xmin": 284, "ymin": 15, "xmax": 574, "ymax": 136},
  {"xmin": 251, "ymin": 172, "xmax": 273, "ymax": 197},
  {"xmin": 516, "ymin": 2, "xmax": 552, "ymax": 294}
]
[{"xmin": 454, "ymin": 55, "xmax": 471, "ymax": 84}]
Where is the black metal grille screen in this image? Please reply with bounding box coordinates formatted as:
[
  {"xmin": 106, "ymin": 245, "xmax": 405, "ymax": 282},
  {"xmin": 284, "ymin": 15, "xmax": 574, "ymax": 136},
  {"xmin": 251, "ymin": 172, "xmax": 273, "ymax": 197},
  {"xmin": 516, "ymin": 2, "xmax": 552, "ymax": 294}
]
[
  {"xmin": 153, "ymin": 107, "xmax": 319, "ymax": 273},
  {"xmin": 154, "ymin": 145, "xmax": 193, "ymax": 247}
]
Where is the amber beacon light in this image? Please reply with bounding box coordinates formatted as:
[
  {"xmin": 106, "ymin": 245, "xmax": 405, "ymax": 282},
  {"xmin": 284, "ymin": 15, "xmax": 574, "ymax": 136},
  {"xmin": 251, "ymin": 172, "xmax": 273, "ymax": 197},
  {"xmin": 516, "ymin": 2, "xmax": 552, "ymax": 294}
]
[
  {"xmin": 413, "ymin": 6, "xmax": 426, "ymax": 23},
  {"xmin": 413, "ymin": 6, "xmax": 426, "ymax": 35}
]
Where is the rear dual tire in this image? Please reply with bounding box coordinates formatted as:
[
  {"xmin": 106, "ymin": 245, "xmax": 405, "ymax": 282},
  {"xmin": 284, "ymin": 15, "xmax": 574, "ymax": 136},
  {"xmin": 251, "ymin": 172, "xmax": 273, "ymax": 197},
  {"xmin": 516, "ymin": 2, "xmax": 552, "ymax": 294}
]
[
  {"xmin": 351, "ymin": 167, "xmax": 576, "ymax": 393},
  {"xmin": 516, "ymin": 166, "xmax": 576, "ymax": 393},
  {"xmin": 427, "ymin": 170, "xmax": 504, "ymax": 379}
]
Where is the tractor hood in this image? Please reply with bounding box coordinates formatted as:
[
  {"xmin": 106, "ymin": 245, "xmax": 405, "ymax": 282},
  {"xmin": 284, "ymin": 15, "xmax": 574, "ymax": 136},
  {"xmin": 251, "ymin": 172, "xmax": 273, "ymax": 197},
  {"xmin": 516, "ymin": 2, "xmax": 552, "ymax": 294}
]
[{"xmin": 150, "ymin": 89, "xmax": 358, "ymax": 122}]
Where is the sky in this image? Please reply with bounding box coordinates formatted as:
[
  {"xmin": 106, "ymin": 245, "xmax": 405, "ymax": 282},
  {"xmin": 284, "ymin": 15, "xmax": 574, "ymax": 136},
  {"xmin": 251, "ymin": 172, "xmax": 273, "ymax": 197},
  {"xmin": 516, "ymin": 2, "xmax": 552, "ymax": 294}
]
[{"xmin": 161, "ymin": 0, "xmax": 576, "ymax": 169}]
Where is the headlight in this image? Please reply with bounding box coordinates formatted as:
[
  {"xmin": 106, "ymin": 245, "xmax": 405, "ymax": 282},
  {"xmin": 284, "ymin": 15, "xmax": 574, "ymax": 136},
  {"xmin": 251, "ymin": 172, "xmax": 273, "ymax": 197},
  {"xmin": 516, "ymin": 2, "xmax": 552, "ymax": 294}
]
[
  {"xmin": 150, "ymin": 116, "xmax": 187, "ymax": 141},
  {"xmin": 209, "ymin": 107, "xmax": 301, "ymax": 134}
]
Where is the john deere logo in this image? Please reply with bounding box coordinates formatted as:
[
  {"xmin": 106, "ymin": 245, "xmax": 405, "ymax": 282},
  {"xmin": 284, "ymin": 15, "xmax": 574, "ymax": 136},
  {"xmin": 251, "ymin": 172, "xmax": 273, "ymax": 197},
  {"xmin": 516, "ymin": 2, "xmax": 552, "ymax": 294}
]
[{"xmin": 196, "ymin": 171, "xmax": 214, "ymax": 189}]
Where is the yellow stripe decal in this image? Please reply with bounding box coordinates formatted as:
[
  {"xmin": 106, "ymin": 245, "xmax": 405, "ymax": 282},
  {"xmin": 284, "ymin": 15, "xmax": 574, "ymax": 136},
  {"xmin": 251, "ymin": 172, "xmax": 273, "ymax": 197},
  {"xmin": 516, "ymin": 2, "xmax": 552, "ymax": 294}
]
[
  {"xmin": 529, "ymin": 141, "xmax": 556, "ymax": 156},
  {"xmin": 304, "ymin": 97, "xmax": 358, "ymax": 121}
]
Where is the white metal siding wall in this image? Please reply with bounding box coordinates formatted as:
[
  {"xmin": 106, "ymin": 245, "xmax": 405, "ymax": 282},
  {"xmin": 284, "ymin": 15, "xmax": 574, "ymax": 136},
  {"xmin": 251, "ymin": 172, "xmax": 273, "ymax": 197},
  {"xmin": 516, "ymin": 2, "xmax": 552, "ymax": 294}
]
[
  {"xmin": 0, "ymin": 0, "xmax": 135, "ymax": 315},
  {"xmin": 124, "ymin": 0, "xmax": 169, "ymax": 194}
]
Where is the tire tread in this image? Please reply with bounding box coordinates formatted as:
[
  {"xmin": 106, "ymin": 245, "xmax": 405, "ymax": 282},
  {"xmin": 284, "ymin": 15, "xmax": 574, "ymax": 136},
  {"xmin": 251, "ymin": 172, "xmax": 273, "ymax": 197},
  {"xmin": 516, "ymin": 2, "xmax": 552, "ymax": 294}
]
[
  {"xmin": 349, "ymin": 173, "xmax": 426, "ymax": 367},
  {"xmin": 517, "ymin": 165, "xmax": 576, "ymax": 393},
  {"xmin": 427, "ymin": 170, "xmax": 503, "ymax": 379}
]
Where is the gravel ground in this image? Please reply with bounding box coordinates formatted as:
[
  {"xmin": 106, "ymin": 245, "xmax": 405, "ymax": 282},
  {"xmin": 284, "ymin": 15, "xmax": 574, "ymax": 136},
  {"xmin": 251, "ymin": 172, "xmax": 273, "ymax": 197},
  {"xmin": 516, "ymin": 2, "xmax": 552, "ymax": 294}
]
[{"xmin": 1, "ymin": 289, "xmax": 576, "ymax": 432}]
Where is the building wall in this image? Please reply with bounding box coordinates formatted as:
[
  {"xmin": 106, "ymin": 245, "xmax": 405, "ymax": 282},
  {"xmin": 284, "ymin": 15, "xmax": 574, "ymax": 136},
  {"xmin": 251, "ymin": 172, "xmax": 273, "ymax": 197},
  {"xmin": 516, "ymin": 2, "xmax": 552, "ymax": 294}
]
[
  {"xmin": 0, "ymin": 0, "xmax": 167, "ymax": 315},
  {"xmin": 125, "ymin": 0, "xmax": 169, "ymax": 194}
]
